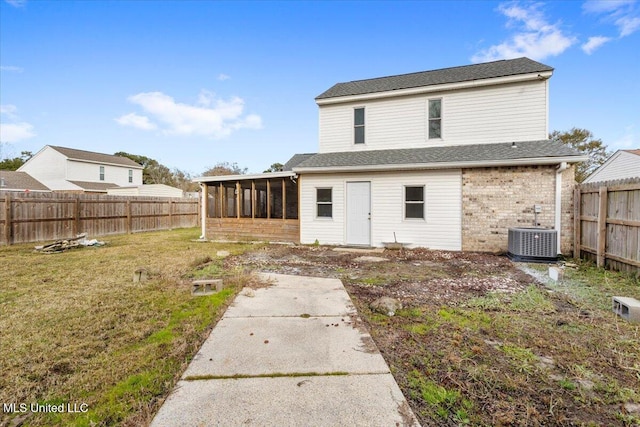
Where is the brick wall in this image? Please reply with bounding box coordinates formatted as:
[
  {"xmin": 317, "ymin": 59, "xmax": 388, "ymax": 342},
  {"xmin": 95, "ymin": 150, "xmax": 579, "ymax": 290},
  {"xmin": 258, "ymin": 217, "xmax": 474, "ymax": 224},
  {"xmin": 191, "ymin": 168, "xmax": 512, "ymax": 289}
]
[{"xmin": 461, "ymin": 165, "xmax": 575, "ymax": 254}]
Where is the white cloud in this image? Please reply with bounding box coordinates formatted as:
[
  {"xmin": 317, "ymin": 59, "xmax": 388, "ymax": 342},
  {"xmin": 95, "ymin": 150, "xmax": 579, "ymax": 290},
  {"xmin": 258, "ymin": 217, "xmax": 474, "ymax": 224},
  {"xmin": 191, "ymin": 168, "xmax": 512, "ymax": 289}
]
[
  {"xmin": 583, "ymin": 0, "xmax": 634, "ymax": 14},
  {"xmin": 0, "ymin": 104, "xmax": 35, "ymax": 143},
  {"xmin": 0, "ymin": 122, "xmax": 36, "ymax": 143},
  {"xmin": 581, "ymin": 36, "xmax": 612, "ymax": 54},
  {"xmin": 119, "ymin": 91, "xmax": 262, "ymax": 139},
  {"xmin": 0, "ymin": 65, "xmax": 23, "ymax": 73},
  {"xmin": 616, "ymin": 15, "xmax": 640, "ymax": 36},
  {"xmin": 0, "ymin": 104, "xmax": 18, "ymax": 118},
  {"xmin": 115, "ymin": 113, "xmax": 157, "ymax": 130},
  {"xmin": 197, "ymin": 89, "xmax": 215, "ymax": 107},
  {"xmin": 218, "ymin": 74, "xmax": 230, "ymax": 81},
  {"xmin": 472, "ymin": 2, "xmax": 576, "ymax": 62},
  {"xmin": 4, "ymin": 0, "xmax": 27, "ymax": 7},
  {"xmin": 583, "ymin": 0, "xmax": 640, "ymax": 37}
]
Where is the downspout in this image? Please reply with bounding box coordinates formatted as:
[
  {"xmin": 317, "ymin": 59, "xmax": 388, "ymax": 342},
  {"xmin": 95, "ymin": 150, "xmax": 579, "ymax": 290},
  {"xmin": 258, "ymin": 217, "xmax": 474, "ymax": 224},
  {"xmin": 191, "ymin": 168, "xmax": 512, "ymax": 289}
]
[
  {"xmin": 199, "ymin": 183, "xmax": 207, "ymax": 240},
  {"xmin": 555, "ymin": 162, "xmax": 568, "ymax": 254}
]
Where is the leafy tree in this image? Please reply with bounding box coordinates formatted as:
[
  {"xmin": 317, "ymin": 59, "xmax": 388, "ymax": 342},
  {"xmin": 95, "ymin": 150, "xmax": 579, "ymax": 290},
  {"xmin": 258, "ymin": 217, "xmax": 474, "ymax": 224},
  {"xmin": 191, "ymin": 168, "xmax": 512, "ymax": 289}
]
[
  {"xmin": 263, "ymin": 162, "xmax": 284, "ymax": 173},
  {"xmin": 115, "ymin": 151, "xmax": 176, "ymax": 185},
  {"xmin": 0, "ymin": 151, "xmax": 33, "ymax": 171},
  {"xmin": 171, "ymin": 168, "xmax": 199, "ymax": 192},
  {"xmin": 202, "ymin": 161, "xmax": 247, "ymax": 176},
  {"xmin": 549, "ymin": 128, "xmax": 610, "ymax": 183}
]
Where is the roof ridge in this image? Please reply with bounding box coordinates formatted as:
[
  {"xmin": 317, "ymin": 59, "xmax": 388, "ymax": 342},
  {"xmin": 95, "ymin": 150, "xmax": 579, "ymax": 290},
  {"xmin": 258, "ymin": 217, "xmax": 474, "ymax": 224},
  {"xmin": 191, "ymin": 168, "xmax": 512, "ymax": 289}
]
[
  {"xmin": 316, "ymin": 57, "xmax": 553, "ymax": 100},
  {"xmin": 50, "ymin": 145, "xmax": 123, "ymax": 158},
  {"xmin": 333, "ymin": 57, "xmax": 532, "ymax": 86}
]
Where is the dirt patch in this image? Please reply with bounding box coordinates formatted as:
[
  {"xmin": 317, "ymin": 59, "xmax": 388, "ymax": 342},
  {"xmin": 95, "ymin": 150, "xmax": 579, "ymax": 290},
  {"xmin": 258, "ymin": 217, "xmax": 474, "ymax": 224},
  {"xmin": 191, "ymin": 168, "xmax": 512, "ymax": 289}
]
[{"xmin": 230, "ymin": 245, "xmax": 640, "ymax": 426}]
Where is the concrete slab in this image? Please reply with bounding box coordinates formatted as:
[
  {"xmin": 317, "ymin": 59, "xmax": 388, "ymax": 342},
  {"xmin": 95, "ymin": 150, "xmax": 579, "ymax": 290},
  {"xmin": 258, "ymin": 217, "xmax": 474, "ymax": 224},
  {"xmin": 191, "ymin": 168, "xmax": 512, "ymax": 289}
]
[
  {"xmin": 257, "ymin": 272, "xmax": 344, "ymax": 289},
  {"xmin": 226, "ymin": 274, "xmax": 355, "ymax": 318},
  {"xmin": 151, "ymin": 273, "xmax": 420, "ymax": 427},
  {"xmin": 226, "ymin": 287, "xmax": 356, "ymax": 317},
  {"xmin": 151, "ymin": 374, "xmax": 419, "ymax": 427},
  {"xmin": 183, "ymin": 316, "xmax": 387, "ymax": 377},
  {"xmin": 333, "ymin": 247, "xmax": 385, "ymax": 254},
  {"xmin": 354, "ymin": 256, "xmax": 389, "ymax": 263}
]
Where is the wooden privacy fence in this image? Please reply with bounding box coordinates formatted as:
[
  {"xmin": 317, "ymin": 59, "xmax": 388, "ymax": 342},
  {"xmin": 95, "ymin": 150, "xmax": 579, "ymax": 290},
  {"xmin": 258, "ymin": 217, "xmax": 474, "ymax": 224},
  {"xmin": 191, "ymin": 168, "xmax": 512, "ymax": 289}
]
[
  {"xmin": 574, "ymin": 178, "xmax": 640, "ymax": 275},
  {"xmin": 0, "ymin": 192, "xmax": 200, "ymax": 245}
]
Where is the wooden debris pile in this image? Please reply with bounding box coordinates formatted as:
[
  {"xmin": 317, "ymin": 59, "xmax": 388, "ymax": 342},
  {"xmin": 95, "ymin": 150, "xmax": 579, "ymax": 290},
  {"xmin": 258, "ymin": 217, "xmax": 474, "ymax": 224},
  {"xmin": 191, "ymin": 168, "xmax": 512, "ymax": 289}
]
[{"xmin": 34, "ymin": 233, "xmax": 105, "ymax": 254}]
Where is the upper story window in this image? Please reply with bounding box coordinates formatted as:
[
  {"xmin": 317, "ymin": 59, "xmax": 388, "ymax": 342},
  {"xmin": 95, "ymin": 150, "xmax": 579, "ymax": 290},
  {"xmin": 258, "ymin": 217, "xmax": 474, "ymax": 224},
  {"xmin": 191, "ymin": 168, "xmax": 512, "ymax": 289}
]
[
  {"xmin": 428, "ymin": 99, "xmax": 442, "ymax": 139},
  {"xmin": 128, "ymin": 169, "xmax": 133, "ymax": 183},
  {"xmin": 405, "ymin": 186, "xmax": 425, "ymax": 219},
  {"xmin": 354, "ymin": 107, "xmax": 365, "ymax": 144},
  {"xmin": 316, "ymin": 188, "xmax": 333, "ymax": 218},
  {"xmin": 99, "ymin": 166, "xmax": 105, "ymax": 181}
]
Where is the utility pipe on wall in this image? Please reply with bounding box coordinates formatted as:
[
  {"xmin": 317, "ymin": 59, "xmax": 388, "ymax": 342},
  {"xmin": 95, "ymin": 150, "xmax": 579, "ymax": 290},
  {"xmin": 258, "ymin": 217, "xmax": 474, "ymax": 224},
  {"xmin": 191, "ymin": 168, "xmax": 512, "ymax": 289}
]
[
  {"xmin": 199, "ymin": 183, "xmax": 207, "ymax": 240},
  {"xmin": 555, "ymin": 162, "xmax": 568, "ymax": 254}
]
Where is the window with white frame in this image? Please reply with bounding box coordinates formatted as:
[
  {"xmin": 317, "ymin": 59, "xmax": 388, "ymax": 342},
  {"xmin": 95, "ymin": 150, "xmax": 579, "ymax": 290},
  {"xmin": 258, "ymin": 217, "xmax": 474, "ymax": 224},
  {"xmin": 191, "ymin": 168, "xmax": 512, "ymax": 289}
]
[
  {"xmin": 354, "ymin": 107, "xmax": 365, "ymax": 144},
  {"xmin": 316, "ymin": 188, "xmax": 332, "ymax": 218},
  {"xmin": 405, "ymin": 186, "xmax": 425, "ymax": 219},
  {"xmin": 99, "ymin": 166, "xmax": 105, "ymax": 181},
  {"xmin": 128, "ymin": 169, "xmax": 133, "ymax": 183},
  {"xmin": 428, "ymin": 99, "xmax": 441, "ymax": 139}
]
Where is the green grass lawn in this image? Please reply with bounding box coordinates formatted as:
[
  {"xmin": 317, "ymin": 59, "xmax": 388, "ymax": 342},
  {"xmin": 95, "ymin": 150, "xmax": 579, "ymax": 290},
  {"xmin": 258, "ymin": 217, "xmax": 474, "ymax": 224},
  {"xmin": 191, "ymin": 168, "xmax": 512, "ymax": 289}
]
[{"xmin": 0, "ymin": 228, "xmax": 257, "ymax": 426}]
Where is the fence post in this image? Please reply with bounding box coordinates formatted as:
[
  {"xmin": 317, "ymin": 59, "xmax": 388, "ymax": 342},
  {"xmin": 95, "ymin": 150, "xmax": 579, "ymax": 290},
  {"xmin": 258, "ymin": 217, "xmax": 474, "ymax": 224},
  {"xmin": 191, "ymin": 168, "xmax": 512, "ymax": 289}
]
[
  {"xmin": 73, "ymin": 197, "xmax": 80, "ymax": 236},
  {"xmin": 168, "ymin": 199, "xmax": 173, "ymax": 229},
  {"xmin": 597, "ymin": 186, "xmax": 608, "ymax": 268},
  {"xmin": 126, "ymin": 200, "xmax": 132, "ymax": 234},
  {"xmin": 4, "ymin": 192, "xmax": 11, "ymax": 245},
  {"xmin": 573, "ymin": 187, "xmax": 581, "ymax": 259}
]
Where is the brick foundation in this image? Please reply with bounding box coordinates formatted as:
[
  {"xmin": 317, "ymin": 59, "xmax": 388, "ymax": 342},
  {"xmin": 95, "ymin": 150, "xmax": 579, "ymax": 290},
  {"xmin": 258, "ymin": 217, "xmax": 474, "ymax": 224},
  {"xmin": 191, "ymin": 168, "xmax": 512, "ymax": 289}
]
[{"xmin": 461, "ymin": 165, "xmax": 575, "ymax": 254}]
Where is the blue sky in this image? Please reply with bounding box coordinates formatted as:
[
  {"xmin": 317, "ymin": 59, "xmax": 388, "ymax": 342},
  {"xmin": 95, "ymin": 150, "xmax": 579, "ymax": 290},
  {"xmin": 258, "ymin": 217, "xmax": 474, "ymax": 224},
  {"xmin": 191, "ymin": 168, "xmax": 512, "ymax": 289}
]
[{"xmin": 1, "ymin": 0, "xmax": 638, "ymax": 175}]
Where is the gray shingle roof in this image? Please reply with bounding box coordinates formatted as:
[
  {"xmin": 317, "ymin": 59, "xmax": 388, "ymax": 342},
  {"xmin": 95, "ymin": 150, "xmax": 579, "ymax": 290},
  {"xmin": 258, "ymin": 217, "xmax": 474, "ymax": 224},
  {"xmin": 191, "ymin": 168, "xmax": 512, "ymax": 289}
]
[
  {"xmin": 293, "ymin": 140, "xmax": 582, "ymax": 171},
  {"xmin": 50, "ymin": 146, "xmax": 143, "ymax": 168},
  {"xmin": 68, "ymin": 181, "xmax": 120, "ymax": 192},
  {"xmin": 283, "ymin": 153, "xmax": 316, "ymax": 171},
  {"xmin": 0, "ymin": 171, "xmax": 50, "ymax": 191},
  {"xmin": 316, "ymin": 57, "xmax": 553, "ymax": 100}
]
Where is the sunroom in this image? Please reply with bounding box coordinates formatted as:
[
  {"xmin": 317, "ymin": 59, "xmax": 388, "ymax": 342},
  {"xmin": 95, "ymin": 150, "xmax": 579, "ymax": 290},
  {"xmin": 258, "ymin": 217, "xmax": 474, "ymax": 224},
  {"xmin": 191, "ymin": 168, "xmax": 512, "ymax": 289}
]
[{"xmin": 193, "ymin": 171, "xmax": 300, "ymax": 243}]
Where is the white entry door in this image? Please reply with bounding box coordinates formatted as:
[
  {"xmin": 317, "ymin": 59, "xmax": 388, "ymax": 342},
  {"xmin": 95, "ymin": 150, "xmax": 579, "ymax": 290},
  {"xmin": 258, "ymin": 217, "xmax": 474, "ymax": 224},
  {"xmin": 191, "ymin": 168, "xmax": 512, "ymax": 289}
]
[{"xmin": 346, "ymin": 182, "xmax": 371, "ymax": 246}]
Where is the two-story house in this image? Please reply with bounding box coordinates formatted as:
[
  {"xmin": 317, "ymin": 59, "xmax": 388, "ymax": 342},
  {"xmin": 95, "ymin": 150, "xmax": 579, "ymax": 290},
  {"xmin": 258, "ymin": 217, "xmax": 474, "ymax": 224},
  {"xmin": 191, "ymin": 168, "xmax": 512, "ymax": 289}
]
[
  {"xmin": 583, "ymin": 149, "xmax": 640, "ymax": 183},
  {"xmin": 18, "ymin": 145, "xmax": 143, "ymax": 193},
  {"xmin": 194, "ymin": 57, "xmax": 586, "ymax": 255}
]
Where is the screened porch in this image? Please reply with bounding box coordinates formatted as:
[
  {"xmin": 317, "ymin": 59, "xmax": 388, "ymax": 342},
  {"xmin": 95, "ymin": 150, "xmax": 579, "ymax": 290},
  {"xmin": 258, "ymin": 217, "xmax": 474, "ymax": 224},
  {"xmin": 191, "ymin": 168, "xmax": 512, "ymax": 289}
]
[{"xmin": 196, "ymin": 172, "xmax": 299, "ymax": 243}]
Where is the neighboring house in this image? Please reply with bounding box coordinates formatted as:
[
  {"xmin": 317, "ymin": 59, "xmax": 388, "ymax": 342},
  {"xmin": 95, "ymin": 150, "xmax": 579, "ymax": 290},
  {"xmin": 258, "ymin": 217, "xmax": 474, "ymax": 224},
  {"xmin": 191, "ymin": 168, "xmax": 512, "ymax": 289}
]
[
  {"xmin": 0, "ymin": 171, "xmax": 50, "ymax": 192},
  {"xmin": 583, "ymin": 149, "xmax": 640, "ymax": 184},
  {"xmin": 194, "ymin": 57, "xmax": 586, "ymax": 255},
  {"xmin": 107, "ymin": 184, "xmax": 184, "ymax": 198},
  {"xmin": 18, "ymin": 145, "xmax": 143, "ymax": 193}
]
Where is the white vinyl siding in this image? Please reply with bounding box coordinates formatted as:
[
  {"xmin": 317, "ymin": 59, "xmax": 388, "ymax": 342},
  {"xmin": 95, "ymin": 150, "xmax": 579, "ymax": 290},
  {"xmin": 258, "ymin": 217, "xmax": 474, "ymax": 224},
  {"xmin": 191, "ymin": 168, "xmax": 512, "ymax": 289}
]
[
  {"xmin": 66, "ymin": 160, "xmax": 142, "ymax": 186},
  {"xmin": 107, "ymin": 184, "xmax": 184, "ymax": 198},
  {"xmin": 300, "ymin": 170, "xmax": 461, "ymax": 250},
  {"xmin": 318, "ymin": 80, "xmax": 548, "ymax": 153},
  {"xmin": 583, "ymin": 151, "xmax": 640, "ymax": 183}
]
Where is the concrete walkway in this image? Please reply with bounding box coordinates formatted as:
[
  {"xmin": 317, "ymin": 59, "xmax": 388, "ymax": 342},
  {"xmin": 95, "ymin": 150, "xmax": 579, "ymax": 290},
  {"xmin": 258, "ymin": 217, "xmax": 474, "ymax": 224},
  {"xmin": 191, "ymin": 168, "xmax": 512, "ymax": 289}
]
[{"xmin": 151, "ymin": 273, "xmax": 420, "ymax": 427}]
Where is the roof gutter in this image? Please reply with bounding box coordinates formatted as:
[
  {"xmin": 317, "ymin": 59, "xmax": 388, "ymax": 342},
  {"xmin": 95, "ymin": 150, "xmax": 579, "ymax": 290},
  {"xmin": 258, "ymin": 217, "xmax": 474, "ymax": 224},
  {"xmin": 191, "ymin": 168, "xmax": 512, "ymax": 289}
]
[
  {"xmin": 293, "ymin": 155, "xmax": 588, "ymax": 174},
  {"xmin": 316, "ymin": 71, "xmax": 554, "ymax": 105},
  {"xmin": 192, "ymin": 171, "xmax": 297, "ymax": 183}
]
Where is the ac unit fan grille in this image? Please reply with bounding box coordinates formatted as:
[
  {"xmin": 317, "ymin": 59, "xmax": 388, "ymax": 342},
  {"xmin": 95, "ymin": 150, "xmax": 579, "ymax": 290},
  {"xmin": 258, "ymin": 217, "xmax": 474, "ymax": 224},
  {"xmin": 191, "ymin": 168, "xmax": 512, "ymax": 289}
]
[{"xmin": 508, "ymin": 228, "xmax": 557, "ymax": 262}]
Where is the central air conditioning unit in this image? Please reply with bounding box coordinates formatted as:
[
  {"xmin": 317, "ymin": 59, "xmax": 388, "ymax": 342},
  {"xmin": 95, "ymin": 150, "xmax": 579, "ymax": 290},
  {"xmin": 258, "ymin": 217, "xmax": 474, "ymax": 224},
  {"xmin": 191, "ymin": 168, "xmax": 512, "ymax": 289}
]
[{"xmin": 507, "ymin": 227, "xmax": 557, "ymax": 262}]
